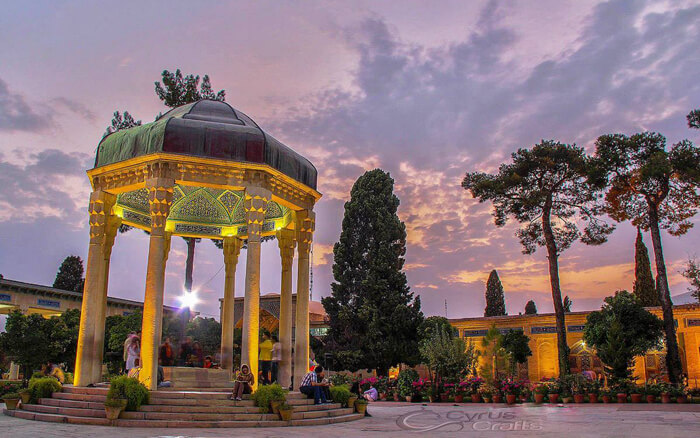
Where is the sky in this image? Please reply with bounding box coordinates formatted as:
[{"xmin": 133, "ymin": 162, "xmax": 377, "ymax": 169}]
[{"xmin": 1, "ymin": 0, "xmax": 699, "ymax": 324}]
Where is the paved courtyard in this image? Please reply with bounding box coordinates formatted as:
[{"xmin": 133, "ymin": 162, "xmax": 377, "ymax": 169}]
[{"xmin": 2, "ymin": 402, "xmax": 700, "ymax": 437}]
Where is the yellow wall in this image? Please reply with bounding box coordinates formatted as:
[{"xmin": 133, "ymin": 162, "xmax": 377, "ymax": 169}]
[{"xmin": 450, "ymin": 304, "xmax": 700, "ymax": 388}]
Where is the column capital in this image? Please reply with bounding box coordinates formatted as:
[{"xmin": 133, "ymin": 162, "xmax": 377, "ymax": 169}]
[
  {"xmin": 88, "ymin": 191, "xmax": 117, "ymax": 246},
  {"xmin": 276, "ymin": 228, "xmax": 297, "ymax": 269},
  {"xmin": 102, "ymin": 214, "xmax": 122, "ymax": 260},
  {"xmin": 223, "ymin": 236, "xmax": 242, "ymax": 265},
  {"xmin": 147, "ymin": 180, "xmax": 174, "ymax": 235},
  {"xmin": 244, "ymin": 186, "xmax": 271, "ymax": 241},
  {"xmin": 295, "ymin": 210, "xmax": 315, "ymax": 254}
]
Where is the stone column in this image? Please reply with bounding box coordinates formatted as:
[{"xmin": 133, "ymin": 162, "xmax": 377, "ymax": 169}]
[
  {"xmin": 74, "ymin": 190, "xmax": 117, "ymax": 387},
  {"xmin": 276, "ymin": 228, "xmax": 296, "ymax": 389},
  {"xmin": 91, "ymin": 214, "xmax": 121, "ymax": 383},
  {"xmin": 220, "ymin": 236, "xmax": 242, "ymax": 373},
  {"xmin": 293, "ymin": 210, "xmax": 314, "ymax": 390},
  {"xmin": 139, "ymin": 178, "xmax": 174, "ymax": 390},
  {"xmin": 241, "ymin": 186, "xmax": 270, "ymax": 389}
]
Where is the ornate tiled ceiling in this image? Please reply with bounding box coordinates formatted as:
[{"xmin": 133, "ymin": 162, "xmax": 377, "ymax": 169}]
[{"xmin": 115, "ymin": 186, "xmax": 289, "ymax": 238}]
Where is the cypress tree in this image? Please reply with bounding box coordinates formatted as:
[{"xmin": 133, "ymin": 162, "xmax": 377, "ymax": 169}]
[
  {"xmin": 563, "ymin": 295, "xmax": 572, "ymax": 312},
  {"xmin": 53, "ymin": 255, "xmax": 85, "ymax": 292},
  {"xmin": 484, "ymin": 270, "xmax": 507, "ymax": 316},
  {"xmin": 633, "ymin": 228, "xmax": 659, "ymax": 307},
  {"xmin": 322, "ymin": 169, "xmax": 424, "ymax": 375},
  {"xmin": 524, "ymin": 300, "xmax": 537, "ymax": 315}
]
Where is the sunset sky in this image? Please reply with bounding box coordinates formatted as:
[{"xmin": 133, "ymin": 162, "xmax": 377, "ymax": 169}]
[{"xmin": 1, "ymin": 0, "xmax": 699, "ymax": 323}]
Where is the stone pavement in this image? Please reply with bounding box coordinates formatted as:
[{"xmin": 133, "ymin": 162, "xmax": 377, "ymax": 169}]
[{"xmin": 2, "ymin": 402, "xmax": 700, "ymax": 437}]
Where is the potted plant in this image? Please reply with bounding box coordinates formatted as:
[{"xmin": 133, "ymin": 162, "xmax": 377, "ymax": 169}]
[
  {"xmin": 480, "ymin": 384, "xmax": 494, "ymax": 403},
  {"xmin": 348, "ymin": 394, "xmax": 359, "ymax": 408},
  {"xmin": 18, "ymin": 388, "xmax": 31, "ymax": 405},
  {"xmin": 277, "ymin": 402, "xmax": 293, "ymax": 421},
  {"xmin": 411, "ymin": 379, "xmax": 427, "ymax": 403},
  {"xmin": 543, "ymin": 378, "xmax": 561, "ymax": 403},
  {"xmin": 629, "ymin": 385, "xmax": 643, "ymax": 403},
  {"xmin": 270, "ymin": 395, "xmax": 286, "ymax": 414},
  {"xmin": 2, "ymin": 393, "xmax": 20, "ymax": 410},
  {"xmin": 585, "ymin": 380, "xmax": 600, "ymax": 404},
  {"xmin": 354, "ymin": 398, "xmax": 369, "ymax": 415},
  {"xmin": 376, "ymin": 376, "xmax": 388, "ymax": 400},
  {"xmin": 644, "ymin": 383, "xmax": 659, "ymax": 403},
  {"xmin": 671, "ymin": 385, "xmax": 687, "ymax": 404},
  {"xmin": 397, "ymin": 369, "xmax": 419, "ymax": 403},
  {"xmin": 600, "ymin": 388, "xmax": 614, "ymax": 403},
  {"xmin": 611, "ymin": 380, "xmax": 629, "ymax": 404},
  {"xmin": 466, "ymin": 377, "xmax": 484, "ymax": 402},
  {"xmin": 104, "ymin": 397, "xmax": 127, "ymax": 420},
  {"xmin": 659, "ymin": 383, "xmax": 673, "ymax": 403},
  {"xmin": 560, "ymin": 391, "xmax": 573, "ymax": 404},
  {"xmin": 534, "ymin": 384, "xmax": 547, "ymax": 404},
  {"xmin": 441, "ymin": 383, "xmax": 454, "ymax": 402},
  {"xmin": 501, "ymin": 379, "xmax": 521, "ymax": 405},
  {"xmin": 454, "ymin": 382, "xmax": 466, "ymax": 403}
]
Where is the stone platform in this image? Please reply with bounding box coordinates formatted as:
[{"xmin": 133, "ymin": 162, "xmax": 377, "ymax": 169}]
[
  {"xmin": 3, "ymin": 386, "xmax": 362, "ymax": 427},
  {"xmin": 160, "ymin": 366, "xmax": 234, "ymax": 388}
]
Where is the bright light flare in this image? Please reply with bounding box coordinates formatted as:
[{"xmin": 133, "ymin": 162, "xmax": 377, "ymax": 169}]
[{"xmin": 178, "ymin": 290, "xmax": 200, "ymax": 309}]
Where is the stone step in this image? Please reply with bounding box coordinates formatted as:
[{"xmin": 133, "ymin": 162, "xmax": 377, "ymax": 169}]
[
  {"xmin": 4, "ymin": 408, "xmax": 364, "ymax": 428},
  {"xmin": 62, "ymin": 386, "xmax": 108, "ymax": 395},
  {"xmin": 138, "ymin": 402, "xmax": 341, "ymax": 414},
  {"xmin": 120, "ymin": 407, "xmax": 354, "ymax": 421},
  {"xmin": 39, "ymin": 398, "xmax": 105, "ymax": 410},
  {"xmin": 144, "ymin": 397, "xmax": 315, "ymax": 407},
  {"xmin": 52, "ymin": 393, "xmax": 107, "ymax": 403},
  {"xmin": 22, "ymin": 403, "xmax": 106, "ymax": 418},
  {"xmin": 149, "ymin": 390, "xmax": 305, "ymax": 400}
]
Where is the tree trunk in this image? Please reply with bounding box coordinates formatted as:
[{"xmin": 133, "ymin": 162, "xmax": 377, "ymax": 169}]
[
  {"xmin": 184, "ymin": 238, "xmax": 196, "ymax": 293},
  {"xmin": 647, "ymin": 203, "xmax": 682, "ymax": 384},
  {"xmin": 542, "ymin": 204, "xmax": 570, "ymax": 376}
]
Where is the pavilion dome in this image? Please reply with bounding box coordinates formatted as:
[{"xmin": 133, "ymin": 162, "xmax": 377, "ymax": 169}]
[{"xmin": 95, "ymin": 100, "xmax": 317, "ymax": 190}]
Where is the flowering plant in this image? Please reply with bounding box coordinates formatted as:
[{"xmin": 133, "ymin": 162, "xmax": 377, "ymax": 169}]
[
  {"xmin": 464, "ymin": 376, "xmax": 484, "ymax": 394},
  {"xmin": 500, "ymin": 378, "xmax": 525, "ymax": 396},
  {"xmin": 456, "ymin": 381, "xmax": 471, "ymax": 394},
  {"xmin": 442, "ymin": 382, "xmax": 456, "ymax": 396},
  {"xmin": 359, "ymin": 377, "xmax": 378, "ymax": 392},
  {"xmin": 411, "ymin": 379, "xmax": 429, "ymax": 395}
]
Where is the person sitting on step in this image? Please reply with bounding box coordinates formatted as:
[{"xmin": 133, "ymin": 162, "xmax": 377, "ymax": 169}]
[
  {"xmin": 230, "ymin": 364, "xmax": 254, "ymax": 401},
  {"xmin": 299, "ymin": 365, "xmax": 331, "ymax": 405}
]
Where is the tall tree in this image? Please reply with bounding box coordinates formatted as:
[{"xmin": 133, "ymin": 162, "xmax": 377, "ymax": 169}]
[
  {"xmin": 501, "ymin": 329, "xmax": 532, "ymax": 376},
  {"xmin": 583, "ymin": 290, "xmax": 663, "ymax": 380},
  {"xmin": 687, "ymin": 108, "xmax": 700, "ymax": 130},
  {"xmin": 153, "ymin": 69, "xmax": 226, "ymax": 298},
  {"xmin": 322, "ymin": 169, "xmax": 424, "ymax": 375},
  {"xmin": 53, "ymin": 255, "xmax": 85, "ymax": 292},
  {"xmin": 103, "ymin": 110, "xmax": 141, "ymax": 138},
  {"xmin": 633, "ymin": 227, "xmax": 659, "ymax": 306},
  {"xmin": 563, "ymin": 296, "xmax": 572, "ymax": 312},
  {"xmin": 484, "ymin": 269, "xmax": 507, "ymax": 316},
  {"xmin": 681, "ymin": 257, "xmax": 700, "ymax": 303},
  {"xmin": 594, "ymin": 131, "xmax": 700, "ymax": 383},
  {"xmin": 463, "ymin": 141, "xmax": 613, "ymax": 376},
  {"xmin": 524, "ymin": 300, "xmax": 538, "ymax": 315}
]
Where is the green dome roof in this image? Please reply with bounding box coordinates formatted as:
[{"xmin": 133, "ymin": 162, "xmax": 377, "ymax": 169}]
[{"xmin": 96, "ymin": 100, "xmax": 317, "ymax": 190}]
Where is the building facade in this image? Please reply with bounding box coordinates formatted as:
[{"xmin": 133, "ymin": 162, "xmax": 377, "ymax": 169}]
[{"xmin": 449, "ymin": 304, "xmax": 700, "ymax": 388}]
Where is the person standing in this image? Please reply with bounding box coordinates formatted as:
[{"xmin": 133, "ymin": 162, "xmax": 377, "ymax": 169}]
[
  {"xmin": 125, "ymin": 335, "xmax": 140, "ymax": 372},
  {"xmin": 259, "ymin": 332, "xmax": 273, "ymax": 385},
  {"xmin": 270, "ymin": 335, "xmax": 281, "ymax": 383}
]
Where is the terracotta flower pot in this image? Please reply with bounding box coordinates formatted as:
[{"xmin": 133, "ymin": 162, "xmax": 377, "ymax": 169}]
[
  {"xmin": 104, "ymin": 406, "xmax": 123, "ymax": 420},
  {"xmin": 534, "ymin": 393, "xmax": 545, "ymax": 404},
  {"xmin": 506, "ymin": 394, "xmax": 517, "ymax": 405},
  {"xmin": 602, "ymin": 395, "xmax": 611, "ymax": 403},
  {"xmin": 548, "ymin": 393, "xmax": 559, "ymax": 403},
  {"xmin": 616, "ymin": 393, "xmax": 627, "ymax": 403},
  {"xmin": 493, "ymin": 394, "xmax": 503, "ymax": 403},
  {"xmin": 279, "ymin": 408, "xmax": 293, "ymax": 421},
  {"xmin": 630, "ymin": 393, "xmax": 643, "ymax": 403},
  {"xmin": 574, "ymin": 394, "xmax": 585, "ymax": 404},
  {"xmin": 471, "ymin": 393, "xmax": 482, "ymax": 403},
  {"xmin": 482, "ymin": 397, "xmax": 492, "ymax": 403},
  {"xmin": 19, "ymin": 392, "xmax": 31, "ymax": 405},
  {"xmin": 405, "ymin": 396, "xmax": 413, "ymax": 402},
  {"xmin": 646, "ymin": 395, "xmax": 656, "ymax": 403},
  {"xmin": 677, "ymin": 396, "xmax": 687, "ymax": 404},
  {"xmin": 379, "ymin": 393, "xmax": 386, "ymax": 401},
  {"xmin": 3, "ymin": 398, "xmax": 20, "ymax": 410},
  {"xmin": 354, "ymin": 402, "xmax": 368, "ymax": 415},
  {"xmin": 440, "ymin": 394, "xmax": 449, "ymax": 402},
  {"xmin": 562, "ymin": 397, "xmax": 573, "ymax": 404},
  {"xmin": 454, "ymin": 394, "xmax": 464, "ymax": 403},
  {"xmin": 348, "ymin": 396, "xmax": 358, "ymax": 408},
  {"xmin": 393, "ymin": 393, "xmax": 400, "ymax": 402},
  {"xmin": 588, "ymin": 393, "xmax": 598, "ymax": 404},
  {"xmin": 661, "ymin": 393, "xmax": 672, "ymax": 404}
]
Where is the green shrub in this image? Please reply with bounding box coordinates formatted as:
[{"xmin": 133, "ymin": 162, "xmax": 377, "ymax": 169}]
[
  {"xmin": 329, "ymin": 373, "xmax": 352, "ymax": 388},
  {"xmin": 397, "ymin": 368, "xmax": 419, "ymax": 397},
  {"xmin": 104, "ymin": 398, "xmax": 127, "ymax": 409},
  {"xmin": 107, "ymin": 376, "xmax": 149, "ymax": 411},
  {"xmin": 2, "ymin": 392, "xmax": 20, "ymax": 399},
  {"xmin": 64, "ymin": 372, "xmax": 74, "ymax": 385},
  {"xmin": 0, "ymin": 382, "xmax": 22, "ymax": 397},
  {"xmin": 251, "ymin": 384, "xmax": 287, "ymax": 413},
  {"xmin": 329, "ymin": 385, "xmax": 352, "ymax": 407},
  {"xmin": 28, "ymin": 377, "xmax": 62, "ymax": 403}
]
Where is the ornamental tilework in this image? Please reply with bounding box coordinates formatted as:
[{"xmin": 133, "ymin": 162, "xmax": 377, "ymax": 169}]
[
  {"xmin": 117, "ymin": 188, "xmax": 150, "ymax": 213},
  {"xmin": 218, "ymin": 190, "xmax": 242, "ymax": 214},
  {"xmin": 175, "ymin": 223, "xmax": 222, "ymax": 235},
  {"xmin": 170, "ymin": 188, "xmax": 230, "ymax": 224}
]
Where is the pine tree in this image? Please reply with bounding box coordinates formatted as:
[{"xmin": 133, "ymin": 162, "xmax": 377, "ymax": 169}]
[
  {"xmin": 484, "ymin": 270, "xmax": 506, "ymax": 316},
  {"xmin": 524, "ymin": 300, "xmax": 537, "ymax": 315},
  {"xmin": 53, "ymin": 255, "xmax": 85, "ymax": 292},
  {"xmin": 633, "ymin": 227, "xmax": 659, "ymax": 306},
  {"xmin": 563, "ymin": 296, "xmax": 572, "ymax": 312},
  {"xmin": 322, "ymin": 169, "xmax": 424, "ymax": 375},
  {"xmin": 103, "ymin": 111, "xmax": 141, "ymax": 138}
]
